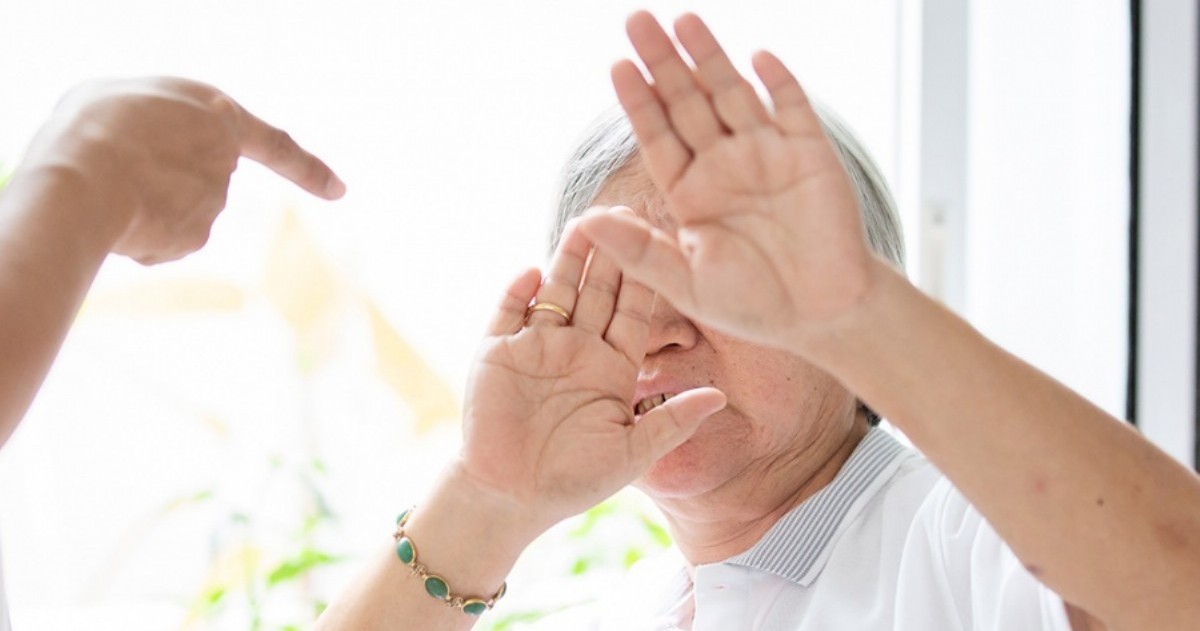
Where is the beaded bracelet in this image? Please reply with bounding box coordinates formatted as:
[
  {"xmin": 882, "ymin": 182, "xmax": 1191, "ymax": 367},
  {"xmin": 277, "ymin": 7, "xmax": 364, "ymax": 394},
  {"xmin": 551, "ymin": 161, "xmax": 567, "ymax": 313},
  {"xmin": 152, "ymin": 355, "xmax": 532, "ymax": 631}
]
[{"xmin": 393, "ymin": 507, "xmax": 508, "ymax": 616}]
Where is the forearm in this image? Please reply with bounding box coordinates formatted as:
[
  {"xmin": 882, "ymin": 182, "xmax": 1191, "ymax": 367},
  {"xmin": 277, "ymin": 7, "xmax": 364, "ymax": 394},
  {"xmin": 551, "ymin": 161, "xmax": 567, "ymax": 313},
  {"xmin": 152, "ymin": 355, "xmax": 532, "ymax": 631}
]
[
  {"xmin": 0, "ymin": 163, "xmax": 128, "ymax": 446},
  {"xmin": 315, "ymin": 465, "xmax": 545, "ymax": 631},
  {"xmin": 804, "ymin": 261, "xmax": 1200, "ymax": 629}
]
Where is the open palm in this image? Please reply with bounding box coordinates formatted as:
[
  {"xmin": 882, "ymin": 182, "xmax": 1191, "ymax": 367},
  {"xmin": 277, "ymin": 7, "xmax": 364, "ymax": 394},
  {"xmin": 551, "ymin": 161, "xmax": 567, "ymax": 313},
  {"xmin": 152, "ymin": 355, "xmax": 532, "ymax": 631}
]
[
  {"xmin": 458, "ymin": 224, "xmax": 725, "ymax": 528},
  {"xmin": 580, "ymin": 13, "xmax": 880, "ymax": 351}
]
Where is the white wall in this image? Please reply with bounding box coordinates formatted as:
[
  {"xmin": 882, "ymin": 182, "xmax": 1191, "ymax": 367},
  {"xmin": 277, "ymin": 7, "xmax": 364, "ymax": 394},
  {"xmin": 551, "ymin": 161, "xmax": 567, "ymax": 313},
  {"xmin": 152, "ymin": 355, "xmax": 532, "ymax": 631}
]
[{"xmin": 964, "ymin": 0, "xmax": 1130, "ymax": 419}]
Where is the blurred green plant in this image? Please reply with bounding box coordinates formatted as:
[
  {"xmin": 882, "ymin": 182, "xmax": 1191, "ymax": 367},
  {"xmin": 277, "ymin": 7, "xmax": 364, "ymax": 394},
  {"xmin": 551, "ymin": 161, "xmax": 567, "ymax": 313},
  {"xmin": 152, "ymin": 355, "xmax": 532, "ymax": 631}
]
[
  {"xmin": 483, "ymin": 494, "xmax": 674, "ymax": 631},
  {"xmin": 179, "ymin": 452, "xmax": 344, "ymax": 631}
]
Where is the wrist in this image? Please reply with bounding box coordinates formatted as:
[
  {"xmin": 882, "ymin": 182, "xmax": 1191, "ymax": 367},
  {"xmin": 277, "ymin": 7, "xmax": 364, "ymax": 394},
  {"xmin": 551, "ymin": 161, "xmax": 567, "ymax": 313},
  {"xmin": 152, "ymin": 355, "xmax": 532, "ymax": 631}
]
[
  {"xmin": 17, "ymin": 109, "xmax": 141, "ymax": 245},
  {"xmin": 397, "ymin": 464, "xmax": 549, "ymax": 595},
  {"xmin": 12, "ymin": 153, "xmax": 136, "ymax": 252},
  {"xmin": 433, "ymin": 461, "xmax": 556, "ymax": 546},
  {"xmin": 786, "ymin": 257, "xmax": 906, "ymax": 367}
]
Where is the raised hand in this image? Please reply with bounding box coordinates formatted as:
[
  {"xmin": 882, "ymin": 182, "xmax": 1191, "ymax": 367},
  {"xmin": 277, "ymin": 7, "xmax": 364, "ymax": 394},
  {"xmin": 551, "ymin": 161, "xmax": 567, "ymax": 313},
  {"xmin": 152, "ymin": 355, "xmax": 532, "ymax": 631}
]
[
  {"xmin": 18, "ymin": 77, "xmax": 344, "ymax": 265},
  {"xmin": 579, "ymin": 12, "xmax": 880, "ymax": 352},
  {"xmin": 456, "ymin": 217, "xmax": 726, "ymax": 528}
]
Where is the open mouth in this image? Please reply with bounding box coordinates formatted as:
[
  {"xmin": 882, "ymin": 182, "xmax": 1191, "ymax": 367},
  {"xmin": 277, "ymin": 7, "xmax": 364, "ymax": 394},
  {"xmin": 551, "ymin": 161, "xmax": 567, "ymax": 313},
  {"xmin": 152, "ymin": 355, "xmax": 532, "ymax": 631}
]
[{"xmin": 634, "ymin": 393, "xmax": 675, "ymax": 416}]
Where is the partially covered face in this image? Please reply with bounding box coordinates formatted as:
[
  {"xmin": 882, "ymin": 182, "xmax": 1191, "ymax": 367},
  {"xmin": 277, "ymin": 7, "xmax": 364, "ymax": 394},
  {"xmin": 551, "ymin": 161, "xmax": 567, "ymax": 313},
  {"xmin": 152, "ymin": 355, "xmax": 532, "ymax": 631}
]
[{"xmin": 591, "ymin": 165, "xmax": 862, "ymax": 502}]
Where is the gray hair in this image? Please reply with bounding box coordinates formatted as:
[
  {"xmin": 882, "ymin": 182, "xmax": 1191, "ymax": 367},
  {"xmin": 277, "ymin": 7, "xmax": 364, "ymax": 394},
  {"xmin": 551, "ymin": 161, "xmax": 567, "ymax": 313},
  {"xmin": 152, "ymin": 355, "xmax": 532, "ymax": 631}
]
[
  {"xmin": 549, "ymin": 104, "xmax": 905, "ymax": 427},
  {"xmin": 549, "ymin": 103, "xmax": 906, "ymax": 271}
]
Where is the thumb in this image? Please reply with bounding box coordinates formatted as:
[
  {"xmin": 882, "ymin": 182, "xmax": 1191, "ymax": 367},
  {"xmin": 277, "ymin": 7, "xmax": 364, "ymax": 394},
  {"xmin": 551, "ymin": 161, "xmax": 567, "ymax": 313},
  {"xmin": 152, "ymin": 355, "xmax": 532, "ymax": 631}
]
[{"xmin": 627, "ymin": 387, "xmax": 726, "ymax": 470}]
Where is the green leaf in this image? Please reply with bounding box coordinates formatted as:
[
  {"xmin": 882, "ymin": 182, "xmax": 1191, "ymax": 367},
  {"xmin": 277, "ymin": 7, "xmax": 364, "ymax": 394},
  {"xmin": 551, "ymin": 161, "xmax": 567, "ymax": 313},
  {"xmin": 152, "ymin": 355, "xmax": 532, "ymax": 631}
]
[
  {"xmin": 161, "ymin": 489, "xmax": 215, "ymax": 513},
  {"xmin": 569, "ymin": 500, "xmax": 616, "ymax": 538},
  {"xmin": 623, "ymin": 548, "xmax": 644, "ymax": 569},
  {"xmin": 299, "ymin": 472, "xmax": 336, "ymax": 520},
  {"xmin": 266, "ymin": 549, "xmax": 344, "ymax": 586},
  {"xmin": 206, "ymin": 587, "xmax": 226, "ymax": 606},
  {"xmin": 639, "ymin": 514, "xmax": 673, "ymax": 548}
]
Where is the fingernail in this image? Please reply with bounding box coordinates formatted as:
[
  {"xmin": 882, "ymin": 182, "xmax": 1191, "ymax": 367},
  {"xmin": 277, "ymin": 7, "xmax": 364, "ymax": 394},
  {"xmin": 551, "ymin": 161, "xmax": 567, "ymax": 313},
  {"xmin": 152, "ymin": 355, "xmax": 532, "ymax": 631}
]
[{"xmin": 325, "ymin": 174, "xmax": 347, "ymax": 198}]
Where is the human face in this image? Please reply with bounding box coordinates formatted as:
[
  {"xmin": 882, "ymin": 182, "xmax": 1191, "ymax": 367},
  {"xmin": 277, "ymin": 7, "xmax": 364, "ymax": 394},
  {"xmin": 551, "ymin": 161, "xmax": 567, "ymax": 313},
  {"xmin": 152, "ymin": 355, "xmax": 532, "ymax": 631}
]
[{"xmin": 592, "ymin": 165, "xmax": 862, "ymax": 502}]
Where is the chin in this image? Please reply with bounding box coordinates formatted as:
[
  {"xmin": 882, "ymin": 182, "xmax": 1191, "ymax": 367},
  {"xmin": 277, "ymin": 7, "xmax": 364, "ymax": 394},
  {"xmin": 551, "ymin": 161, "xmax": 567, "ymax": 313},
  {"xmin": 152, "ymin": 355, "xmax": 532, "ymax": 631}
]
[{"xmin": 635, "ymin": 424, "xmax": 744, "ymax": 500}]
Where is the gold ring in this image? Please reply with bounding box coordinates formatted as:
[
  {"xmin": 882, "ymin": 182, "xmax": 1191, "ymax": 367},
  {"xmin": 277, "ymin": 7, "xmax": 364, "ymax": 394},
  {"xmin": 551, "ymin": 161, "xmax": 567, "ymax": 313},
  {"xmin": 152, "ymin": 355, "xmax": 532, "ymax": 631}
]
[{"xmin": 526, "ymin": 301, "xmax": 571, "ymax": 324}]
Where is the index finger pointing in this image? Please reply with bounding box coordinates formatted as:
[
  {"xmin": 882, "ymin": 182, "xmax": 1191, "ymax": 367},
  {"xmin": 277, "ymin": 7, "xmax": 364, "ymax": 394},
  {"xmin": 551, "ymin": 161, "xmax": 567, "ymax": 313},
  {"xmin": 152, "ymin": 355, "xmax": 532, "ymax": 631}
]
[{"xmin": 235, "ymin": 106, "xmax": 346, "ymax": 200}]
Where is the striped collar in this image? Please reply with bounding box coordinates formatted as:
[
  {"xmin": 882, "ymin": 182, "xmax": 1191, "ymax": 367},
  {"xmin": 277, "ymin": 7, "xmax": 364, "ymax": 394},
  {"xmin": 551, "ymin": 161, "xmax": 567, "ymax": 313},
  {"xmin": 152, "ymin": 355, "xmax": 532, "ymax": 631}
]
[{"xmin": 725, "ymin": 427, "xmax": 912, "ymax": 586}]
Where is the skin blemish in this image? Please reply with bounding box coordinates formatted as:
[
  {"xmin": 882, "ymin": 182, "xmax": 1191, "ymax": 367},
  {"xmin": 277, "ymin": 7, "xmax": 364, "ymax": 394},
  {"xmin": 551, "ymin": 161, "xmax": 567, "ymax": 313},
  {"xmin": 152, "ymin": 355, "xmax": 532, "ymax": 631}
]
[
  {"xmin": 1032, "ymin": 478, "xmax": 1048, "ymax": 494},
  {"xmin": 1023, "ymin": 563, "xmax": 1044, "ymax": 578},
  {"xmin": 1095, "ymin": 497, "xmax": 1105, "ymax": 507},
  {"xmin": 1155, "ymin": 521, "xmax": 1190, "ymax": 552}
]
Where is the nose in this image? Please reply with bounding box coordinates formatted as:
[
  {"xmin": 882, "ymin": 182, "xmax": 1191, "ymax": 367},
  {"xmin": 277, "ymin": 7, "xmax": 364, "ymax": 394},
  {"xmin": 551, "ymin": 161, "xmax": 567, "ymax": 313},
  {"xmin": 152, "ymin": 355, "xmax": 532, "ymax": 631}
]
[{"xmin": 644, "ymin": 296, "xmax": 700, "ymax": 357}]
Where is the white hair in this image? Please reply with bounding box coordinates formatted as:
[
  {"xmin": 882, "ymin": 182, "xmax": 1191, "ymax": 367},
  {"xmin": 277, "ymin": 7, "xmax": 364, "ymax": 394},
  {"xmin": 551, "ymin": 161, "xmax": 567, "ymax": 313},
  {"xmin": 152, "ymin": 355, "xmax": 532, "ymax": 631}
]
[{"xmin": 550, "ymin": 103, "xmax": 906, "ymax": 271}]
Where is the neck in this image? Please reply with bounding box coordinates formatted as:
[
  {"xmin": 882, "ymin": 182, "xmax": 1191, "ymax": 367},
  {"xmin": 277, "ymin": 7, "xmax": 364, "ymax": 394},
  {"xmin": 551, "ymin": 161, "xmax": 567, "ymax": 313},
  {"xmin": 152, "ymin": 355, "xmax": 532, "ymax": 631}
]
[{"xmin": 657, "ymin": 420, "xmax": 869, "ymax": 567}]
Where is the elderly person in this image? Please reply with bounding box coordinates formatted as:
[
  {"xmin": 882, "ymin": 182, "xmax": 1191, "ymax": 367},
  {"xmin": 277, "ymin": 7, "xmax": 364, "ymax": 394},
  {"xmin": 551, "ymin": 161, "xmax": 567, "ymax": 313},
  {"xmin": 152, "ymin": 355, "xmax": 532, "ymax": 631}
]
[
  {"xmin": 2, "ymin": 13, "xmax": 1197, "ymax": 631},
  {"xmin": 317, "ymin": 12, "xmax": 1200, "ymax": 631}
]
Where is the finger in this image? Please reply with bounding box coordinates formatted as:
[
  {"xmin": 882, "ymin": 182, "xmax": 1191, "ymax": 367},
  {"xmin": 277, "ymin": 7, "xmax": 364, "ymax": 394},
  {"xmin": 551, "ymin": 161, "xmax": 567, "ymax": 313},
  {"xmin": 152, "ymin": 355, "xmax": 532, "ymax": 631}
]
[
  {"xmin": 527, "ymin": 220, "xmax": 590, "ymax": 327},
  {"xmin": 611, "ymin": 60, "xmax": 690, "ymax": 190},
  {"xmin": 572, "ymin": 243, "xmax": 623, "ymax": 336},
  {"xmin": 233, "ymin": 104, "xmax": 347, "ymax": 200},
  {"xmin": 674, "ymin": 14, "xmax": 770, "ymax": 132},
  {"xmin": 627, "ymin": 387, "xmax": 726, "ymax": 470},
  {"xmin": 604, "ymin": 268, "xmax": 655, "ymax": 368},
  {"xmin": 751, "ymin": 50, "xmax": 823, "ymax": 137},
  {"xmin": 486, "ymin": 267, "xmax": 543, "ymax": 336},
  {"xmin": 625, "ymin": 11, "xmax": 724, "ymax": 152},
  {"xmin": 576, "ymin": 212, "xmax": 697, "ymax": 315}
]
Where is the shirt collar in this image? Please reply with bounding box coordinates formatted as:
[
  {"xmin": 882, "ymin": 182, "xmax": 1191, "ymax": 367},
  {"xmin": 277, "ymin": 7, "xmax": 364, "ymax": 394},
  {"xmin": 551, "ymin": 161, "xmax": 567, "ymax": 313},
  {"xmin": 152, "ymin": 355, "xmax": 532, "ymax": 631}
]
[{"xmin": 725, "ymin": 426, "xmax": 912, "ymax": 586}]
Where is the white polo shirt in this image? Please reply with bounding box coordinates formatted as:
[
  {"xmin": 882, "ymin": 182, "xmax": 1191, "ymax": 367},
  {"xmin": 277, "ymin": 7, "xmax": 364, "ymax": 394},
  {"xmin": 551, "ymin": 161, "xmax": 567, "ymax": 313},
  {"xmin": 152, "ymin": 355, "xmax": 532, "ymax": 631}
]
[{"xmin": 525, "ymin": 428, "xmax": 1073, "ymax": 630}]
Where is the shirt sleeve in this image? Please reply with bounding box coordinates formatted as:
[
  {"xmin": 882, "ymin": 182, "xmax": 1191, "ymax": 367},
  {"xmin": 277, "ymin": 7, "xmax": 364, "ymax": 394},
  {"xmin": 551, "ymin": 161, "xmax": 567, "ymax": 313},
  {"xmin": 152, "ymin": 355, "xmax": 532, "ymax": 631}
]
[{"xmin": 925, "ymin": 478, "xmax": 1074, "ymax": 631}]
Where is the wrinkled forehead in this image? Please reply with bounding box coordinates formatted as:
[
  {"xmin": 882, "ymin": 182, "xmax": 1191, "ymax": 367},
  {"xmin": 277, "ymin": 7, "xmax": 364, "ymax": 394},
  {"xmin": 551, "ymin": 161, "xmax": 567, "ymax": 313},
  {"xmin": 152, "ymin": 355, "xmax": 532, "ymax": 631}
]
[{"xmin": 590, "ymin": 162, "xmax": 678, "ymax": 233}]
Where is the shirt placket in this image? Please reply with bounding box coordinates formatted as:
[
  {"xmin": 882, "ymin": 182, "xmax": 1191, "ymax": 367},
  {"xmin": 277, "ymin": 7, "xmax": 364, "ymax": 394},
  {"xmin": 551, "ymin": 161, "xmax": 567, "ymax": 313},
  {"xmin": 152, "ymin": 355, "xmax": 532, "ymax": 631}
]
[{"xmin": 692, "ymin": 564, "xmax": 751, "ymax": 631}]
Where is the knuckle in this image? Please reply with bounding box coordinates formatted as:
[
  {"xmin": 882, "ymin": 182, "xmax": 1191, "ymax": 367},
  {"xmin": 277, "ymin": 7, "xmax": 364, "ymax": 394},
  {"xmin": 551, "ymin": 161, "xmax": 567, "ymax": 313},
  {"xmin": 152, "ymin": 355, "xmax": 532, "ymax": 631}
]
[
  {"xmin": 657, "ymin": 80, "xmax": 698, "ymax": 104},
  {"xmin": 585, "ymin": 276, "xmax": 620, "ymax": 295},
  {"xmin": 207, "ymin": 92, "xmax": 239, "ymax": 120},
  {"xmin": 271, "ymin": 129, "xmax": 295, "ymax": 154},
  {"xmin": 192, "ymin": 227, "xmax": 212, "ymax": 250},
  {"xmin": 259, "ymin": 128, "xmax": 298, "ymax": 163},
  {"xmin": 617, "ymin": 305, "xmax": 652, "ymax": 327}
]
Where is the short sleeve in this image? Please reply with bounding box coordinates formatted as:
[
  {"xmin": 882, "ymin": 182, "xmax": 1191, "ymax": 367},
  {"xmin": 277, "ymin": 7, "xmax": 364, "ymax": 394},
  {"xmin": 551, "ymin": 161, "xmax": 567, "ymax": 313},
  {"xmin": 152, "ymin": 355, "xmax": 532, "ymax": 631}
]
[{"xmin": 921, "ymin": 478, "xmax": 1073, "ymax": 631}]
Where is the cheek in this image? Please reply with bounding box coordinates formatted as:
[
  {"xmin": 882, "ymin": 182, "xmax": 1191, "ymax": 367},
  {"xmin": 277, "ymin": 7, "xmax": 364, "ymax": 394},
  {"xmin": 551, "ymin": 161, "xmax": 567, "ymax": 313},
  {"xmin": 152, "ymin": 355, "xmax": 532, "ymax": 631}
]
[{"xmin": 717, "ymin": 346, "xmax": 856, "ymax": 431}]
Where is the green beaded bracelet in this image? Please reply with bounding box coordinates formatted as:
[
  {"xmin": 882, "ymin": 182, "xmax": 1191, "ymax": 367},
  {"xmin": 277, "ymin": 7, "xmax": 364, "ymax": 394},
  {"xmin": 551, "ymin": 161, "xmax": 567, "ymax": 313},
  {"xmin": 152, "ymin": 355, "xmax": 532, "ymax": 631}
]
[{"xmin": 393, "ymin": 507, "xmax": 508, "ymax": 616}]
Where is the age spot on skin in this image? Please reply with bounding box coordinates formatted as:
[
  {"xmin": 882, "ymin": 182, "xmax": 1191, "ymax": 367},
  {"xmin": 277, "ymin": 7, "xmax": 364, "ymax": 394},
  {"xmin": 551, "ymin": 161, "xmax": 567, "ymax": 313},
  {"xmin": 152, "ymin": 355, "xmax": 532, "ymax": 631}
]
[
  {"xmin": 1155, "ymin": 521, "xmax": 1190, "ymax": 552},
  {"xmin": 1095, "ymin": 497, "xmax": 1105, "ymax": 507}
]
